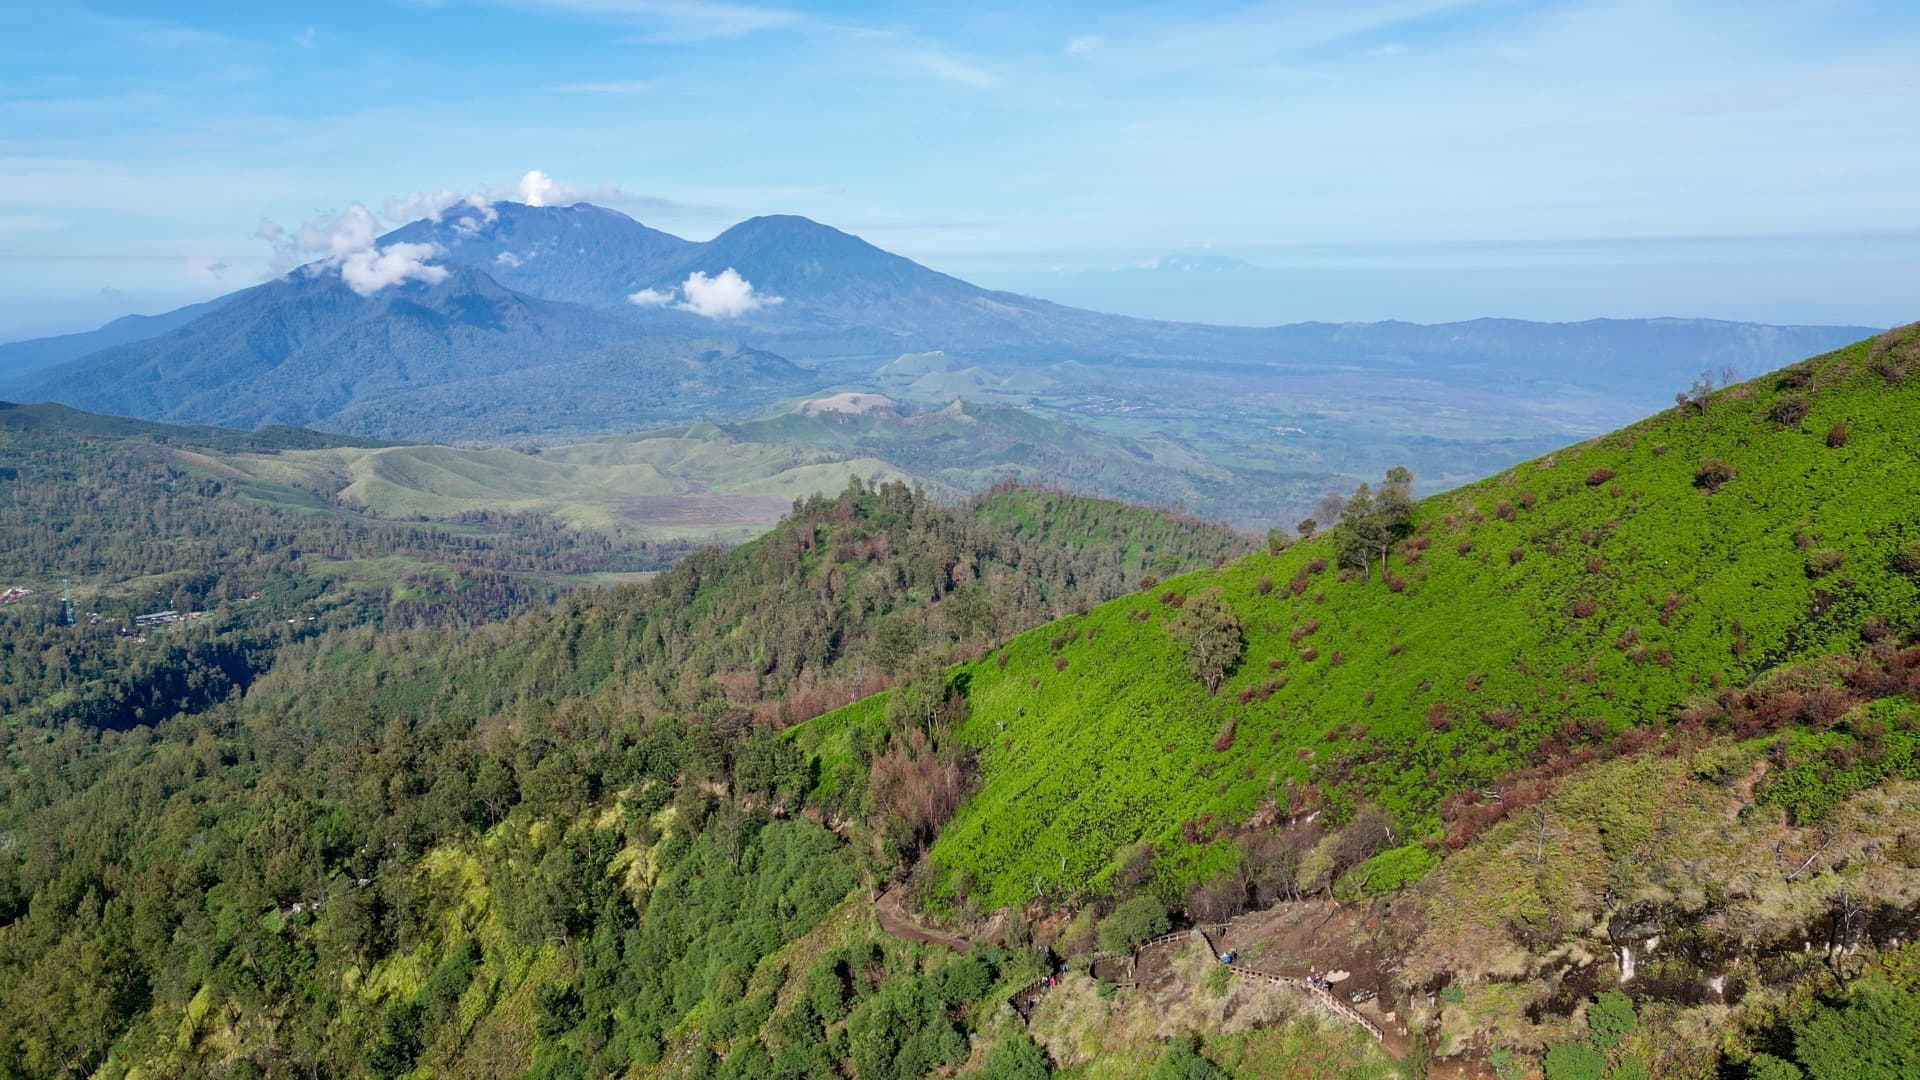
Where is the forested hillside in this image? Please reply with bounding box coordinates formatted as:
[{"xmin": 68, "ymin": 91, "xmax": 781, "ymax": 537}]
[
  {"xmin": 0, "ymin": 481, "xmax": 1246, "ymax": 1077},
  {"xmin": 0, "ymin": 403, "xmax": 689, "ymax": 732}
]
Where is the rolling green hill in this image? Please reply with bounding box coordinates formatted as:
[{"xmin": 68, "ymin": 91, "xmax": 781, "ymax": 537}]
[
  {"xmin": 802, "ymin": 324, "xmax": 1920, "ymax": 910},
  {"xmin": 202, "ymin": 399, "xmax": 1278, "ymax": 542}
]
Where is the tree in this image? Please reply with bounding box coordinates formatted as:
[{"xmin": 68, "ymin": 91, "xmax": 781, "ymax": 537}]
[
  {"xmin": 1295, "ymin": 518, "xmax": 1318, "ymax": 539},
  {"xmin": 1792, "ymin": 978, "xmax": 1920, "ymax": 1080},
  {"xmin": 1097, "ymin": 894, "xmax": 1169, "ymax": 953},
  {"xmin": 1314, "ymin": 490, "xmax": 1348, "ymax": 530},
  {"xmin": 1146, "ymin": 1036, "xmax": 1227, "ymax": 1080},
  {"xmin": 1586, "ymin": 990, "xmax": 1636, "ymax": 1047},
  {"xmin": 972, "ymin": 1031, "xmax": 1052, "ymax": 1079},
  {"xmin": 1169, "ymin": 587, "xmax": 1242, "ymax": 695},
  {"xmin": 1674, "ymin": 370, "xmax": 1714, "ymax": 415},
  {"xmin": 1542, "ymin": 1041, "xmax": 1605, "ymax": 1080},
  {"xmin": 1747, "ymin": 1054, "xmax": 1804, "ymax": 1080},
  {"xmin": 1334, "ymin": 467, "xmax": 1416, "ymax": 583}
]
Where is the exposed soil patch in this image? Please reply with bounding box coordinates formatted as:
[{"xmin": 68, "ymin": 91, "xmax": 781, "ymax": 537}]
[
  {"xmin": 873, "ymin": 888, "xmax": 971, "ymax": 955},
  {"xmin": 1216, "ymin": 899, "xmax": 1413, "ymax": 1056}
]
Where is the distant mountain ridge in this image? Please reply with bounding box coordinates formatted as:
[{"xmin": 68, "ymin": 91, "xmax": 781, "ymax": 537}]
[
  {"xmin": 0, "ymin": 200, "xmax": 1880, "ymax": 499},
  {"xmin": 16, "ymin": 262, "xmax": 814, "ymax": 438}
]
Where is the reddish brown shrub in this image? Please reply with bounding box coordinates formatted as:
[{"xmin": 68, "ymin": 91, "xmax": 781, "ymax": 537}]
[
  {"xmin": 1694, "ymin": 458, "xmax": 1735, "ymax": 492},
  {"xmin": 1509, "ymin": 547, "xmax": 1524, "ymax": 566},
  {"xmin": 1213, "ymin": 718, "xmax": 1238, "ymax": 751},
  {"xmin": 1657, "ymin": 593, "xmax": 1683, "ymax": 626},
  {"xmin": 1586, "ymin": 467, "xmax": 1615, "ymax": 486},
  {"xmin": 1256, "ymin": 576, "xmax": 1273, "ymax": 595},
  {"xmin": 1053, "ymin": 655, "xmax": 1068, "ymax": 671},
  {"xmin": 870, "ymin": 728, "xmax": 972, "ymax": 857},
  {"xmin": 1827, "ymin": 422, "xmax": 1851, "ymax": 448},
  {"xmin": 1769, "ymin": 395, "xmax": 1811, "ymax": 426},
  {"xmin": 1572, "ymin": 598, "xmax": 1599, "ymax": 618}
]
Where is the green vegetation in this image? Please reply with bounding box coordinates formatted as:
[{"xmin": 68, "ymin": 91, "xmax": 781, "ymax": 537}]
[
  {"xmin": 3, "ymin": 327, "xmax": 1920, "ymax": 1079},
  {"xmin": 899, "ymin": 328, "xmax": 1920, "ymax": 909},
  {"xmin": 0, "ymin": 475, "xmax": 1242, "ymax": 1076},
  {"xmin": 0, "ymin": 403, "xmax": 684, "ymax": 732},
  {"xmin": 1096, "ymin": 895, "xmax": 1169, "ymax": 954}
]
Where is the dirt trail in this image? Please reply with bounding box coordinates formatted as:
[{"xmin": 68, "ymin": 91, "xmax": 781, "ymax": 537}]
[{"xmin": 873, "ymin": 889, "xmax": 972, "ymax": 954}]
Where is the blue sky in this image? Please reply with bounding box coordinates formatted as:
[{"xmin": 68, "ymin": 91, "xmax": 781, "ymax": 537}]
[{"xmin": 2, "ymin": 0, "xmax": 1917, "ymax": 338}]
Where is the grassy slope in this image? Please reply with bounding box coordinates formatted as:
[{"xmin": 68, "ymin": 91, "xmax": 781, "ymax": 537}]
[
  {"xmin": 207, "ymin": 398, "xmax": 1269, "ymax": 541},
  {"xmin": 855, "ymin": 328, "xmax": 1920, "ymax": 908}
]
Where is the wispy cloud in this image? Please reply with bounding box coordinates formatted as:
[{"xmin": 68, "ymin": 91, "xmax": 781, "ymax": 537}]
[
  {"xmin": 499, "ymin": 0, "xmax": 802, "ymax": 40},
  {"xmin": 546, "ymin": 78, "xmax": 658, "ymax": 94},
  {"xmin": 903, "ymin": 51, "xmax": 999, "ymax": 89}
]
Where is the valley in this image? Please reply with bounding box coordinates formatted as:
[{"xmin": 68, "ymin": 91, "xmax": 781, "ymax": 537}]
[{"xmin": 1, "ymin": 325, "xmax": 1916, "ymax": 1078}]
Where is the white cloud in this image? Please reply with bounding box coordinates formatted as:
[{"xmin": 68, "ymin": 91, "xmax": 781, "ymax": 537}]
[
  {"xmin": 626, "ymin": 268, "xmax": 780, "ymax": 316},
  {"xmin": 519, "ymin": 169, "xmax": 563, "ymax": 207},
  {"xmin": 256, "ymin": 202, "xmax": 451, "ymax": 295},
  {"xmin": 340, "ymin": 242, "xmax": 449, "ymax": 296},
  {"xmin": 676, "ymin": 268, "xmax": 778, "ymax": 317},
  {"xmin": 384, "ymin": 189, "xmax": 495, "ymax": 227},
  {"xmin": 297, "ymin": 203, "xmax": 378, "ymax": 263},
  {"xmin": 1066, "ymin": 34, "xmax": 1100, "ymax": 56},
  {"xmin": 187, "ymin": 258, "xmax": 229, "ymax": 282},
  {"xmin": 496, "ymin": 251, "xmax": 525, "ymax": 268}
]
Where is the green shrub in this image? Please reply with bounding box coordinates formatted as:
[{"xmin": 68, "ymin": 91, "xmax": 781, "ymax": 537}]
[
  {"xmin": 1745, "ymin": 1053, "xmax": 1804, "ymax": 1080},
  {"xmin": 1097, "ymin": 894, "xmax": 1170, "ymax": 954},
  {"xmin": 1791, "ymin": 978, "xmax": 1920, "ymax": 1079},
  {"xmin": 1805, "ymin": 548, "xmax": 1845, "ymax": 578},
  {"xmin": 1543, "ymin": 1041, "xmax": 1605, "ymax": 1080},
  {"xmin": 1147, "ymin": 1035, "xmax": 1228, "ymax": 1080},
  {"xmin": 971, "ymin": 1031, "xmax": 1053, "ymax": 1079},
  {"xmin": 1587, "ymin": 990, "xmax": 1637, "ymax": 1047},
  {"xmin": 1350, "ymin": 842, "xmax": 1438, "ymax": 895}
]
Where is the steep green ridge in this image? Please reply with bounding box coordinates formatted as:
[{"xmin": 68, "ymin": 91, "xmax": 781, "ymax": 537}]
[{"xmin": 883, "ymin": 326, "xmax": 1920, "ymax": 908}]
